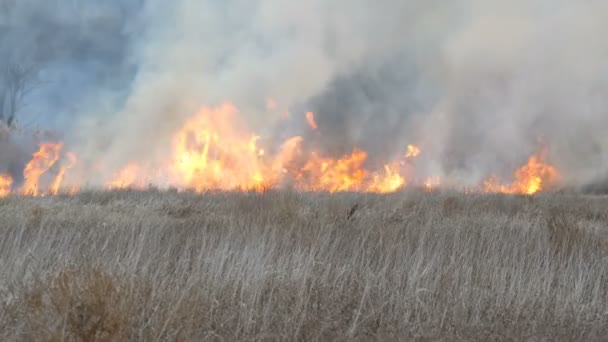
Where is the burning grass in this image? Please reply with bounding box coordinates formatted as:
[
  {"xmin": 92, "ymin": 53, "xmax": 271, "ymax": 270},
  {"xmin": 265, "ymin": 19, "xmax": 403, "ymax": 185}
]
[
  {"xmin": 1, "ymin": 190, "xmax": 608, "ymax": 340},
  {"xmin": 0, "ymin": 103, "xmax": 562, "ymax": 197}
]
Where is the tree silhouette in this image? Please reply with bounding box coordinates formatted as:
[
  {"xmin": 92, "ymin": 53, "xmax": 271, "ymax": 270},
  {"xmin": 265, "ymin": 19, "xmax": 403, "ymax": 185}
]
[{"xmin": 0, "ymin": 61, "xmax": 40, "ymax": 128}]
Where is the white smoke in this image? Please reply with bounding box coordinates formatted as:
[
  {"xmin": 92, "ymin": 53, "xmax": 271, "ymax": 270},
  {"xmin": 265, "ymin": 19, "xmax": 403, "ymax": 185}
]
[{"xmin": 5, "ymin": 0, "xmax": 608, "ymax": 189}]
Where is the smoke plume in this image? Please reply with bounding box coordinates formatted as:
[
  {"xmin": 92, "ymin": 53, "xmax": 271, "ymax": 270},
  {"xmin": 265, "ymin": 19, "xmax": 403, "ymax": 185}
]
[{"xmin": 2, "ymin": 0, "xmax": 608, "ymax": 189}]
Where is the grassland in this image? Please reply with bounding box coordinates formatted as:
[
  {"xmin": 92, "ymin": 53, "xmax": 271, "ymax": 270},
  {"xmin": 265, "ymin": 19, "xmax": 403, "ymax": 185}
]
[{"xmin": 1, "ymin": 189, "xmax": 608, "ymax": 340}]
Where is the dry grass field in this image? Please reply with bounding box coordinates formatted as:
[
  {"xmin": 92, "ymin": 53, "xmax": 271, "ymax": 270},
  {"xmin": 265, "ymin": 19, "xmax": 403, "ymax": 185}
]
[{"xmin": 1, "ymin": 189, "xmax": 608, "ymax": 340}]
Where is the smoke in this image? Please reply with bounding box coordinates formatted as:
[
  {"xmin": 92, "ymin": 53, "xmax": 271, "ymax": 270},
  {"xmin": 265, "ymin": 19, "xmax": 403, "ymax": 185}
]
[
  {"xmin": 2, "ymin": 0, "xmax": 608, "ymax": 188},
  {"xmin": 418, "ymin": 0, "xmax": 608, "ymax": 186},
  {"xmin": 75, "ymin": 0, "xmax": 456, "ymax": 177}
]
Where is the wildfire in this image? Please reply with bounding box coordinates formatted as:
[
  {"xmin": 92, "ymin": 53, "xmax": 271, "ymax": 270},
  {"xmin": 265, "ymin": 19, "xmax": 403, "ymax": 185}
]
[
  {"xmin": 169, "ymin": 103, "xmax": 277, "ymax": 191},
  {"xmin": 0, "ymin": 174, "xmax": 13, "ymax": 197},
  {"xmin": 368, "ymin": 163, "xmax": 406, "ymax": 193},
  {"xmin": 21, "ymin": 143, "xmax": 63, "ymax": 196},
  {"xmin": 296, "ymin": 149, "xmax": 368, "ymax": 192},
  {"xmin": 49, "ymin": 152, "xmax": 77, "ymax": 195},
  {"xmin": 405, "ymin": 144, "xmax": 421, "ymax": 159},
  {"xmin": 1, "ymin": 102, "xmax": 564, "ymax": 196},
  {"xmin": 483, "ymin": 153, "xmax": 560, "ymax": 195},
  {"xmin": 305, "ymin": 112, "xmax": 318, "ymax": 130}
]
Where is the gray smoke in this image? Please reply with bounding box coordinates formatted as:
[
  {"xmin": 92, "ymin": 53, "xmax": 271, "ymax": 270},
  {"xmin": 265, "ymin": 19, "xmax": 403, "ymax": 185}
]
[
  {"xmin": 2, "ymin": 0, "xmax": 608, "ymax": 188},
  {"xmin": 0, "ymin": 1, "xmax": 141, "ymax": 179}
]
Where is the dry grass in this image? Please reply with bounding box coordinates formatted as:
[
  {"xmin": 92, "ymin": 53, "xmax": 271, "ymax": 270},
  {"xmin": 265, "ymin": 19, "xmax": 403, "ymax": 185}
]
[{"xmin": 1, "ymin": 189, "xmax": 608, "ymax": 340}]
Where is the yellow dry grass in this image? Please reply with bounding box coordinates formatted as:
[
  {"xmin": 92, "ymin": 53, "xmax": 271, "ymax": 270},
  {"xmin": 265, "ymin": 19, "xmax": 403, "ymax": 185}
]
[{"xmin": 1, "ymin": 189, "xmax": 608, "ymax": 340}]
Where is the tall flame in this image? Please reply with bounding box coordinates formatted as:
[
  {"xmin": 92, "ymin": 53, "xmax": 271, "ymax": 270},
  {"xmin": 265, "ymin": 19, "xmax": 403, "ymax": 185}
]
[
  {"xmin": 1, "ymin": 103, "xmax": 564, "ymax": 196},
  {"xmin": 21, "ymin": 143, "xmax": 63, "ymax": 196},
  {"xmin": 169, "ymin": 103, "xmax": 275, "ymax": 191},
  {"xmin": 49, "ymin": 152, "xmax": 77, "ymax": 195},
  {"xmin": 0, "ymin": 174, "xmax": 13, "ymax": 198}
]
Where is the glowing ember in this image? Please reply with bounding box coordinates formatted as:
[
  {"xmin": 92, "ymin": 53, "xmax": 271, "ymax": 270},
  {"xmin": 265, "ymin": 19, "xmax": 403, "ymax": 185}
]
[
  {"xmin": 21, "ymin": 143, "xmax": 63, "ymax": 196},
  {"xmin": 0, "ymin": 174, "xmax": 13, "ymax": 197},
  {"xmin": 305, "ymin": 112, "xmax": 318, "ymax": 130}
]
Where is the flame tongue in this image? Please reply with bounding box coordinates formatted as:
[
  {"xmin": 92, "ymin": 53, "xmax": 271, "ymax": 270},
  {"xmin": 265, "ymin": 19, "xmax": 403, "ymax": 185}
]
[
  {"xmin": 512, "ymin": 154, "xmax": 560, "ymax": 194},
  {"xmin": 0, "ymin": 174, "xmax": 13, "ymax": 197},
  {"xmin": 368, "ymin": 163, "xmax": 406, "ymax": 193},
  {"xmin": 21, "ymin": 143, "xmax": 63, "ymax": 196},
  {"xmin": 405, "ymin": 144, "xmax": 421, "ymax": 159},
  {"xmin": 169, "ymin": 103, "xmax": 272, "ymax": 191},
  {"xmin": 107, "ymin": 162, "xmax": 144, "ymax": 190},
  {"xmin": 483, "ymin": 153, "xmax": 560, "ymax": 195},
  {"xmin": 2, "ymin": 103, "xmax": 564, "ymax": 196},
  {"xmin": 49, "ymin": 152, "xmax": 77, "ymax": 195}
]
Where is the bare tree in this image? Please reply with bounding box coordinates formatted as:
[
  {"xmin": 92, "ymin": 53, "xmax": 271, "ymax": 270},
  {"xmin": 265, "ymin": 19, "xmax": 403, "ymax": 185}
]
[{"xmin": 0, "ymin": 61, "xmax": 40, "ymax": 128}]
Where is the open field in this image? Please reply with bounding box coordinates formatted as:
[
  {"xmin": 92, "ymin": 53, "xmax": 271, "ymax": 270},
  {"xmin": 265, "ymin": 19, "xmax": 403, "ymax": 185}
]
[{"xmin": 1, "ymin": 190, "xmax": 608, "ymax": 340}]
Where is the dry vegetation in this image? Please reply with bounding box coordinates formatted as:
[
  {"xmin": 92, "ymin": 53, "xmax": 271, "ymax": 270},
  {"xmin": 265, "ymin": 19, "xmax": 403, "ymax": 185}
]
[{"xmin": 1, "ymin": 189, "xmax": 608, "ymax": 340}]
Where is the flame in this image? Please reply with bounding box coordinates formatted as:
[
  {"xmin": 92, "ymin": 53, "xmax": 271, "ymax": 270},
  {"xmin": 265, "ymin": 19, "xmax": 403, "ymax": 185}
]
[
  {"xmin": 106, "ymin": 163, "xmax": 147, "ymax": 190},
  {"xmin": 368, "ymin": 163, "xmax": 406, "ymax": 193},
  {"xmin": 21, "ymin": 143, "xmax": 63, "ymax": 196},
  {"xmin": 169, "ymin": 103, "xmax": 276, "ymax": 191},
  {"xmin": 295, "ymin": 150, "xmax": 405, "ymax": 193},
  {"xmin": 49, "ymin": 152, "xmax": 77, "ymax": 195},
  {"xmin": 1, "ymin": 102, "xmax": 564, "ymax": 196},
  {"xmin": 305, "ymin": 112, "xmax": 318, "ymax": 130},
  {"xmin": 483, "ymin": 153, "xmax": 560, "ymax": 195},
  {"xmin": 0, "ymin": 174, "xmax": 13, "ymax": 197},
  {"xmin": 405, "ymin": 144, "xmax": 421, "ymax": 159},
  {"xmin": 296, "ymin": 149, "xmax": 368, "ymax": 192}
]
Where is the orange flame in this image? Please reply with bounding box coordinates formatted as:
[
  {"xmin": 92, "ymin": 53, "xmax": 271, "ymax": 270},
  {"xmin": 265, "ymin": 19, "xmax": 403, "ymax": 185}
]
[
  {"xmin": 405, "ymin": 144, "xmax": 421, "ymax": 159},
  {"xmin": 296, "ymin": 149, "xmax": 368, "ymax": 192},
  {"xmin": 1, "ymin": 102, "xmax": 565, "ymax": 196},
  {"xmin": 106, "ymin": 163, "xmax": 147, "ymax": 190},
  {"xmin": 169, "ymin": 103, "xmax": 276, "ymax": 191},
  {"xmin": 21, "ymin": 143, "xmax": 63, "ymax": 196},
  {"xmin": 0, "ymin": 174, "xmax": 13, "ymax": 197},
  {"xmin": 294, "ymin": 150, "xmax": 405, "ymax": 193},
  {"xmin": 305, "ymin": 112, "xmax": 318, "ymax": 130},
  {"xmin": 368, "ymin": 163, "xmax": 406, "ymax": 193},
  {"xmin": 483, "ymin": 153, "xmax": 560, "ymax": 195},
  {"xmin": 49, "ymin": 152, "xmax": 77, "ymax": 195}
]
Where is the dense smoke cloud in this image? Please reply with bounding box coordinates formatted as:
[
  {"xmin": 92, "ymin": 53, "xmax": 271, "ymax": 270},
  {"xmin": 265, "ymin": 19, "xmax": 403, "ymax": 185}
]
[
  {"xmin": 0, "ymin": 0, "xmax": 141, "ymax": 180},
  {"xmin": 2, "ymin": 0, "xmax": 608, "ymax": 188}
]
